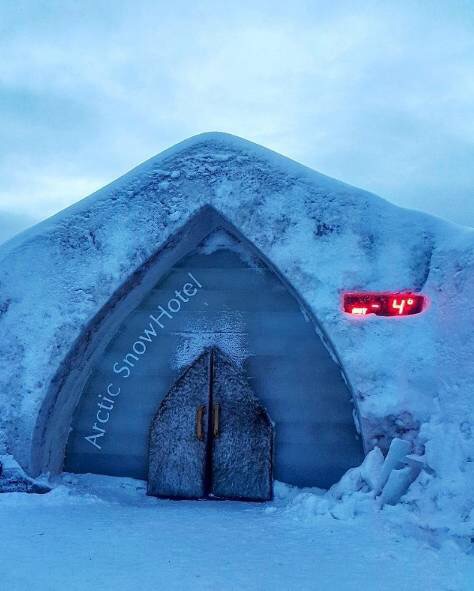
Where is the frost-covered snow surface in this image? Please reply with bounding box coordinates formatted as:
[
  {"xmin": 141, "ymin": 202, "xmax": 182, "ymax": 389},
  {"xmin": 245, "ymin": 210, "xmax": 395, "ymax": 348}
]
[
  {"xmin": 0, "ymin": 132, "xmax": 474, "ymax": 544},
  {"xmin": 0, "ymin": 474, "xmax": 472, "ymax": 591}
]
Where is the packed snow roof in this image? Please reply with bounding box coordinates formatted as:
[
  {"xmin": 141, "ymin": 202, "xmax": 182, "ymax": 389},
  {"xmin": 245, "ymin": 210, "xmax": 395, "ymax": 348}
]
[{"xmin": 0, "ymin": 132, "xmax": 473, "ymax": 539}]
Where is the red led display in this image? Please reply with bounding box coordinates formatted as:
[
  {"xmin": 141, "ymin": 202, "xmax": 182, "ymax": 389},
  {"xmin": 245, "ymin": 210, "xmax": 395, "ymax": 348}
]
[{"xmin": 343, "ymin": 292, "xmax": 426, "ymax": 317}]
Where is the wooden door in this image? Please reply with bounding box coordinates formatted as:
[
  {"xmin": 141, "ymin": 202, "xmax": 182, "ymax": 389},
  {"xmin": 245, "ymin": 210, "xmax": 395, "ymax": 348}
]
[
  {"xmin": 147, "ymin": 350, "xmax": 211, "ymax": 498},
  {"xmin": 210, "ymin": 349, "xmax": 273, "ymax": 501},
  {"xmin": 148, "ymin": 348, "xmax": 273, "ymax": 501}
]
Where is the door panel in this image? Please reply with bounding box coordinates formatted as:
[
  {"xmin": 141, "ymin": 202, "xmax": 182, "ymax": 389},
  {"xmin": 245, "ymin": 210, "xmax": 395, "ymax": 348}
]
[
  {"xmin": 210, "ymin": 349, "xmax": 273, "ymax": 501},
  {"xmin": 147, "ymin": 350, "xmax": 211, "ymax": 498}
]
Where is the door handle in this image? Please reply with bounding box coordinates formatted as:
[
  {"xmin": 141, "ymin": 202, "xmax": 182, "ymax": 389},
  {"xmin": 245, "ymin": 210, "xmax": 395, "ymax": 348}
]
[
  {"xmin": 213, "ymin": 403, "xmax": 220, "ymax": 438},
  {"xmin": 195, "ymin": 405, "xmax": 206, "ymax": 441}
]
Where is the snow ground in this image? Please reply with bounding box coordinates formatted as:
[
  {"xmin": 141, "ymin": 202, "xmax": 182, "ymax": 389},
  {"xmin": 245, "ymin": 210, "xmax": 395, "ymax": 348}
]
[{"xmin": 0, "ymin": 475, "xmax": 472, "ymax": 591}]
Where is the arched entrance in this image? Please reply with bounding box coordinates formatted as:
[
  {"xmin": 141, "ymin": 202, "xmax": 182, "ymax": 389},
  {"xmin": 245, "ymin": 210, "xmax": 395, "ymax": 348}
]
[
  {"xmin": 63, "ymin": 226, "xmax": 363, "ymax": 488},
  {"xmin": 148, "ymin": 347, "xmax": 273, "ymax": 501}
]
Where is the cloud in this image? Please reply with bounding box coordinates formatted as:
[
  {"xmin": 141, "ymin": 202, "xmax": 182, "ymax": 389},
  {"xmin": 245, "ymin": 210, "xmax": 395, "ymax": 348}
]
[
  {"xmin": 0, "ymin": 0, "xmax": 473, "ymax": 225},
  {"xmin": 0, "ymin": 210, "xmax": 36, "ymax": 244}
]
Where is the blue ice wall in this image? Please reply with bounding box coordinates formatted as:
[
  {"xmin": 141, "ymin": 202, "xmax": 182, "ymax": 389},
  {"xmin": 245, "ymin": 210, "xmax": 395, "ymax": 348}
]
[{"xmin": 65, "ymin": 231, "xmax": 363, "ymax": 487}]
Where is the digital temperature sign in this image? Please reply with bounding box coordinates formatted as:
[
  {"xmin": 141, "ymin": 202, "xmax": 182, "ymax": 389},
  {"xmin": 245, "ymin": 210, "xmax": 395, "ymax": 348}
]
[{"xmin": 343, "ymin": 292, "xmax": 427, "ymax": 317}]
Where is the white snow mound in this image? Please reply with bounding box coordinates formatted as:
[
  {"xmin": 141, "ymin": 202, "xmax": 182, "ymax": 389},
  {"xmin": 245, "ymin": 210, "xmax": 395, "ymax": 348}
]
[{"xmin": 0, "ymin": 132, "xmax": 473, "ymax": 541}]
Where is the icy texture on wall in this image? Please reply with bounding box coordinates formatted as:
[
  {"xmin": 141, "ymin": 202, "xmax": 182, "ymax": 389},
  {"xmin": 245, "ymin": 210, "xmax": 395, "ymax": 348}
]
[
  {"xmin": 65, "ymin": 233, "xmax": 362, "ymax": 488},
  {"xmin": 0, "ymin": 132, "xmax": 473, "ymax": 538}
]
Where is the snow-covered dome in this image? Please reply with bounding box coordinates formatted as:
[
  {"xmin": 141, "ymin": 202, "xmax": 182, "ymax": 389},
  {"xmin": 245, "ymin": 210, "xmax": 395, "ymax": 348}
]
[{"xmin": 0, "ymin": 133, "xmax": 473, "ymax": 531}]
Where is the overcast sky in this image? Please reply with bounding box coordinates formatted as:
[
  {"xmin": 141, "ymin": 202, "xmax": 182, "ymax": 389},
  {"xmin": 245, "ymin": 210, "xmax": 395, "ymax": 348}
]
[{"xmin": 1, "ymin": 0, "xmax": 473, "ymax": 243}]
